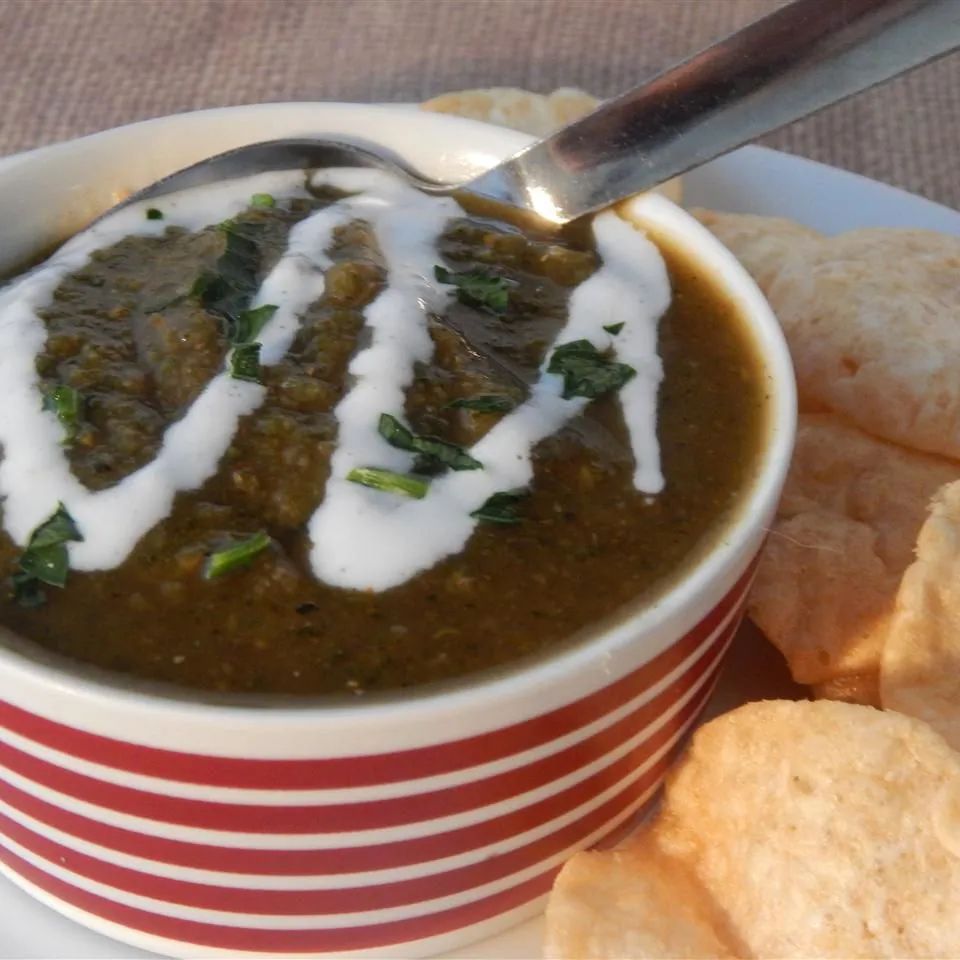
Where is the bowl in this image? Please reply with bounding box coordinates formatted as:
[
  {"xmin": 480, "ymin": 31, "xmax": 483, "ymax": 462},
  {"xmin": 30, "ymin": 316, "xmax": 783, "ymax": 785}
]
[{"xmin": 0, "ymin": 103, "xmax": 796, "ymax": 958}]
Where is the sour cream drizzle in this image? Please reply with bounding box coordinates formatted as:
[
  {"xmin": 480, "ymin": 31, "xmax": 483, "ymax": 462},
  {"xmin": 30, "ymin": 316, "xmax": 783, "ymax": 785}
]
[{"xmin": 0, "ymin": 168, "xmax": 671, "ymax": 591}]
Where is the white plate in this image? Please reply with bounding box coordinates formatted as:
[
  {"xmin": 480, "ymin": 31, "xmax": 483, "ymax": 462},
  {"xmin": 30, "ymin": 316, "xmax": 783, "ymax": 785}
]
[{"xmin": 1, "ymin": 119, "xmax": 958, "ymax": 959}]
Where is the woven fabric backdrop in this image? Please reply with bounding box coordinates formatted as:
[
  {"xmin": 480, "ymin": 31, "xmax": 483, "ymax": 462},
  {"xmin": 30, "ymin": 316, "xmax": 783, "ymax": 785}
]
[{"xmin": 0, "ymin": 0, "xmax": 958, "ymax": 208}]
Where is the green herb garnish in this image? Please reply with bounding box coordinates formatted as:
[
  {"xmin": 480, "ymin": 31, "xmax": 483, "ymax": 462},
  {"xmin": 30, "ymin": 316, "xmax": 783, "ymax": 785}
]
[
  {"xmin": 434, "ymin": 265, "xmax": 511, "ymax": 314},
  {"xmin": 43, "ymin": 384, "xmax": 82, "ymax": 443},
  {"xmin": 204, "ymin": 531, "xmax": 271, "ymax": 580},
  {"xmin": 603, "ymin": 322, "xmax": 625, "ymax": 335},
  {"xmin": 225, "ymin": 304, "xmax": 276, "ymax": 382},
  {"xmin": 229, "ymin": 342, "xmax": 262, "ymax": 383},
  {"xmin": 471, "ymin": 490, "xmax": 527, "ymax": 525},
  {"xmin": 251, "ymin": 193, "xmax": 275, "ymax": 209},
  {"xmin": 232, "ymin": 304, "xmax": 277, "ymax": 345},
  {"xmin": 11, "ymin": 574, "xmax": 45, "ymax": 608},
  {"xmin": 378, "ymin": 413, "xmax": 482, "ymax": 471},
  {"xmin": 189, "ymin": 272, "xmax": 213, "ymax": 299},
  {"xmin": 547, "ymin": 339, "xmax": 636, "ymax": 400},
  {"xmin": 12, "ymin": 503, "xmax": 83, "ymax": 606},
  {"xmin": 347, "ymin": 467, "xmax": 429, "ymax": 499},
  {"xmin": 194, "ymin": 220, "xmax": 266, "ymax": 326},
  {"xmin": 447, "ymin": 394, "xmax": 516, "ymax": 413},
  {"xmin": 146, "ymin": 208, "xmax": 164, "ymax": 221}
]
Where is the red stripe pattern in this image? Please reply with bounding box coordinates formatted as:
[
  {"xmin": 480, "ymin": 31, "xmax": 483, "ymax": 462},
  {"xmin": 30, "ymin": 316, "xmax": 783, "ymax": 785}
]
[{"xmin": 0, "ymin": 566, "xmax": 753, "ymax": 956}]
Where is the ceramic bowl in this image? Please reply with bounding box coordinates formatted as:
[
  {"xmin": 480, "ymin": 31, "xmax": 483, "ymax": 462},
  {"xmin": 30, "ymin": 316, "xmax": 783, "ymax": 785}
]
[{"xmin": 0, "ymin": 103, "xmax": 796, "ymax": 958}]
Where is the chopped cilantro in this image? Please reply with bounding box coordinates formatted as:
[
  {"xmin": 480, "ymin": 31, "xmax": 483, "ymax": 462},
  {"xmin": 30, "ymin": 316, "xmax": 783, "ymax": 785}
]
[
  {"xmin": 43, "ymin": 384, "xmax": 82, "ymax": 443},
  {"xmin": 229, "ymin": 342, "xmax": 262, "ymax": 383},
  {"xmin": 434, "ymin": 265, "xmax": 512, "ymax": 314},
  {"xmin": 448, "ymin": 394, "xmax": 516, "ymax": 413},
  {"xmin": 194, "ymin": 221, "xmax": 266, "ymax": 328},
  {"xmin": 471, "ymin": 490, "xmax": 527, "ymax": 525},
  {"xmin": 603, "ymin": 322, "xmax": 625, "ymax": 335},
  {"xmin": 225, "ymin": 304, "xmax": 276, "ymax": 382},
  {"xmin": 189, "ymin": 272, "xmax": 213, "ymax": 299},
  {"xmin": 146, "ymin": 208, "xmax": 164, "ymax": 221},
  {"xmin": 251, "ymin": 193, "xmax": 276, "ymax": 209},
  {"xmin": 378, "ymin": 413, "xmax": 481, "ymax": 471},
  {"xmin": 204, "ymin": 531, "xmax": 271, "ymax": 580},
  {"xmin": 347, "ymin": 467, "xmax": 429, "ymax": 499},
  {"xmin": 547, "ymin": 339, "xmax": 636, "ymax": 400},
  {"xmin": 232, "ymin": 304, "xmax": 277, "ymax": 345},
  {"xmin": 12, "ymin": 504, "xmax": 83, "ymax": 606},
  {"xmin": 11, "ymin": 574, "xmax": 45, "ymax": 608},
  {"xmin": 192, "ymin": 220, "xmax": 275, "ymax": 382}
]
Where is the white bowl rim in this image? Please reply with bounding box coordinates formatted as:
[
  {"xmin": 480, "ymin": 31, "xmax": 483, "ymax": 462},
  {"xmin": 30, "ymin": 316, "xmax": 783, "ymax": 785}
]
[{"xmin": 0, "ymin": 102, "xmax": 797, "ymax": 731}]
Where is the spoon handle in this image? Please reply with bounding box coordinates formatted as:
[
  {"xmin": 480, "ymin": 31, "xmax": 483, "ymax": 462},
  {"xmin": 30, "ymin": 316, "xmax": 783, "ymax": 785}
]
[{"xmin": 468, "ymin": 0, "xmax": 960, "ymax": 222}]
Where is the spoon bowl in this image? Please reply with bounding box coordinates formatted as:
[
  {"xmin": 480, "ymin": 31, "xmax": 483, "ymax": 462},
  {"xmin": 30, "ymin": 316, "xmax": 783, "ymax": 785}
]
[{"xmin": 115, "ymin": 137, "xmax": 450, "ymax": 209}]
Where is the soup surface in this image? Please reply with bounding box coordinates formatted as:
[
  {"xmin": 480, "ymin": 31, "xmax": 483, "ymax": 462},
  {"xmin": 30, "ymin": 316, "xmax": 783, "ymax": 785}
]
[{"xmin": 0, "ymin": 172, "xmax": 766, "ymax": 695}]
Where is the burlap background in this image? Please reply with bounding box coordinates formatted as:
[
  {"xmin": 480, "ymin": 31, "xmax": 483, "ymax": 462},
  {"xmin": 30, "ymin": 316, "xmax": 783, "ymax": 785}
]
[{"xmin": 1, "ymin": 0, "xmax": 958, "ymax": 208}]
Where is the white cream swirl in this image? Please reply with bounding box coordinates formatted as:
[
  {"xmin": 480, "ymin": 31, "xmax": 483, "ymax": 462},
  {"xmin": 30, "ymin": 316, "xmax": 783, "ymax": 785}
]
[{"xmin": 0, "ymin": 169, "xmax": 671, "ymax": 591}]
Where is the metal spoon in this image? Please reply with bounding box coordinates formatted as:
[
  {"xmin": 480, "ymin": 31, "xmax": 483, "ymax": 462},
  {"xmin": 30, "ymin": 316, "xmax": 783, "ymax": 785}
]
[{"xmin": 114, "ymin": 0, "xmax": 959, "ymax": 226}]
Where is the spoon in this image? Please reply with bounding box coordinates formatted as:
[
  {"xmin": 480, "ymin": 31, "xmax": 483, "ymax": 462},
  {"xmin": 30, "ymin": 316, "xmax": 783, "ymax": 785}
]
[{"xmin": 112, "ymin": 0, "xmax": 959, "ymax": 226}]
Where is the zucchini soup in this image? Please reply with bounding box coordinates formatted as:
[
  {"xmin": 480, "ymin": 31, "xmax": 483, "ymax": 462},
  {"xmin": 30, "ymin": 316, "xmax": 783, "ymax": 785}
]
[{"xmin": 0, "ymin": 168, "xmax": 765, "ymax": 695}]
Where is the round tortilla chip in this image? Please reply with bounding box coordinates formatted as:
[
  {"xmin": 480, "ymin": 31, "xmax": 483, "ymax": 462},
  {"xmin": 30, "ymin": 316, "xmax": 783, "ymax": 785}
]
[
  {"xmin": 422, "ymin": 86, "xmax": 599, "ymax": 137},
  {"xmin": 662, "ymin": 700, "xmax": 960, "ymax": 957},
  {"xmin": 748, "ymin": 413, "xmax": 956, "ymax": 693},
  {"xmin": 698, "ymin": 216, "xmax": 960, "ymax": 458},
  {"xmin": 765, "ymin": 228, "xmax": 960, "ymax": 459},
  {"xmin": 421, "ymin": 87, "xmax": 682, "ymax": 204},
  {"xmin": 882, "ymin": 479, "xmax": 960, "ymax": 750},
  {"xmin": 750, "ymin": 509, "xmax": 894, "ymax": 692},
  {"xmin": 811, "ymin": 671, "xmax": 880, "ymax": 705},
  {"xmin": 544, "ymin": 834, "xmax": 738, "ymax": 959},
  {"xmin": 693, "ymin": 209, "xmax": 822, "ymax": 290},
  {"xmin": 546, "ymin": 700, "xmax": 960, "ymax": 958}
]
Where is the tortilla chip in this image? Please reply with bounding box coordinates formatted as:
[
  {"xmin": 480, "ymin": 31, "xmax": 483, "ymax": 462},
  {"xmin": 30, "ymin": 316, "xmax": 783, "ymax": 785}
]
[
  {"xmin": 422, "ymin": 87, "xmax": 682, "ymax": 204},
  {"xmin": 747, "ymin": 413, "xmax": 956, "ymax": 695},
  {"xmin": 692, "ymin": 209, "xmax": 822, "ymax": 290},
  {"xmin": 422, "ymin": 86, "xmax": 598, "ymax": 137},
  {"xmin": 882, "ymin": 479, "xmax": 960, "ymax": 750},
  {"xmin": 544, "ymin": 834, "xmax": 738, "ymax": 959},
  {"xmin": 546, "ymin": 699, "xmax": 960, "ymax": 958},
  {"xmin": 700, "ymin": 215, "xmax": 960, "ymax": 459},
  {"xmin": 811, "ymin": 671, "xmax": 881, "ymax": 705}
]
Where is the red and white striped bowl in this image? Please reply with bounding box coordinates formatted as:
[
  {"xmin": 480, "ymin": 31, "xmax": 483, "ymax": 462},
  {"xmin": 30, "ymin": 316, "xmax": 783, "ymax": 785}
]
[{"xmin": 0, "ymin": 103, "xmax": 796, "ymax": 957}]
